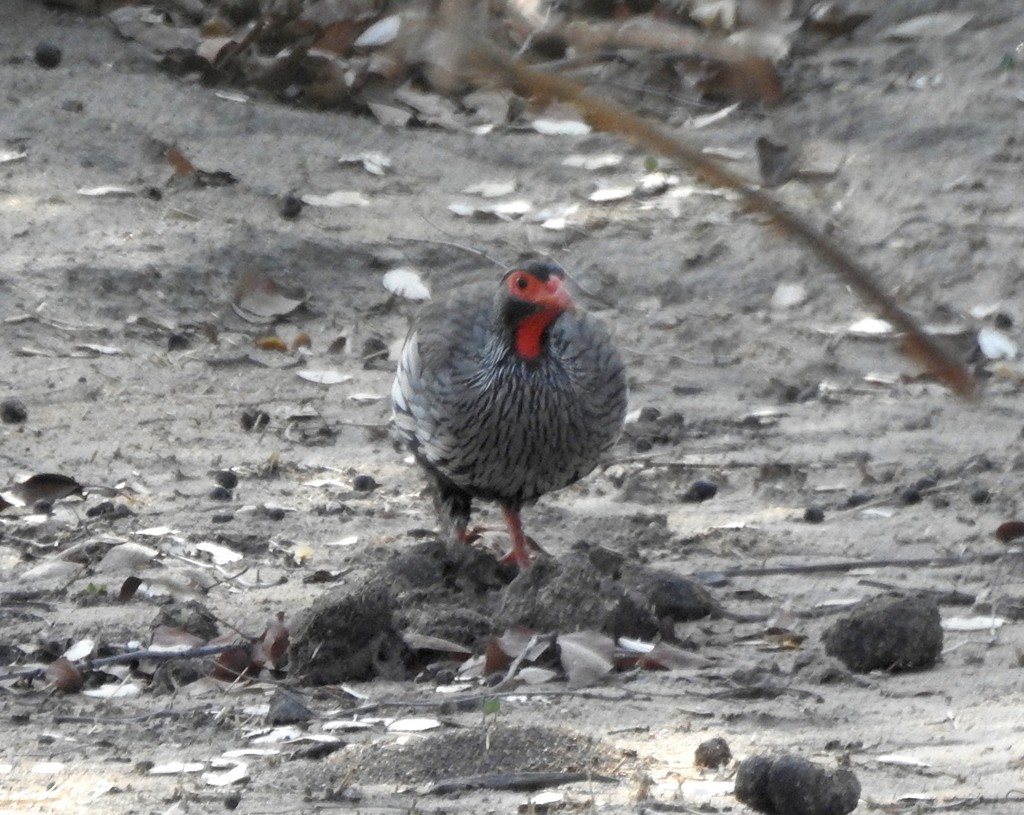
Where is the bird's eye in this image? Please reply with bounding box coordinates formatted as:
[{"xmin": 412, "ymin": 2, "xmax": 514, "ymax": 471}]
[{"xmin": 516, "ymin": 275, "xmax": 529, "ymax": 290}]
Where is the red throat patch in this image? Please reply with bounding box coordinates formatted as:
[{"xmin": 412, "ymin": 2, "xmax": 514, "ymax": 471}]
[{"xmin": 514, "ymin": 307, "xmax": 561, "ymax": 359}]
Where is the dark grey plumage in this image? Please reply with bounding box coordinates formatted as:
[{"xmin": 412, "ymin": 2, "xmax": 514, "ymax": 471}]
[{"xmin": 392, "ymin": 261, "xmax": 627, "ymax": 566}]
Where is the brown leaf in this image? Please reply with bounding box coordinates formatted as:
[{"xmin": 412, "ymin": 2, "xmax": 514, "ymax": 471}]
[
  {"xmin": 165, "ymin": 145, "xmax": 196, "ymax": 176},
  {"xmin": 212, "ymin": 643, "xmax": 255, "ymax": 681},
  {"xmin": 46, "ymin": 658, "xmax": 85, "ymax": 693},
  {"xmin": 232, "ymin": 271, "xmax": 307, "ymax": 322},
  {"xmin": 119, "ymin": 576, "xmax": 143, "ymax": 602},
  {"xmin": 255, "ymin": 335, "xmax": 290, "ymax": 352},
  {"xmin": 0, "ymin": 472, "xmax": 84, "ymax": 508}
]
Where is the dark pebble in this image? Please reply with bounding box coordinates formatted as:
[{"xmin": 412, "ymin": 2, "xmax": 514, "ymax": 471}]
[
  {"xmin": 34, "ymin": 42, "xmax": 62, "ymax": 69},
  {"xmin": 994, "ymin": 312, "xmax": 1013, "ymax": 330},
  {"xmin": 804, "ymin": 506, "xmax": 825, "ymax": 524},
  {"xmin": 736, "ymin": 753, "xmax": 860, "ymax": 815},
  {"xmin": 361, "ymin": 336, "xmax": 389, "ymax": 368},
  {"xmin": 86, "ymin": 500, "xmax": 133, "ymax": 520},
  {"xmin": 634, "ymin": 437, "xmax": 653, "ymax": 452},
  {"xmin": 223, "ymin": 793, "xmax": 241, "ymax": 810},
  {"xmin": 263, "ymin": 506, "xmax": 286, "ymax": 521},
  {"xmin": 683, "ymin": 479, "xmax": 718, "ymax": 502},
  {"xmin": 211, "ymin": 512, "xmax": 234, "ymax": 524},
  {"xmin": 638, "ymin": 406, "xmax": 661, "ymax": 422},
  {"xmin": 970, "ymin": 487, "xmax": 991, "ymax": 504},
  {"xmin": 900, "ymin": 487, "xmax": 922, "ymax": 505},
  {"xmin": 167, "ymin": 332, "xmax": 190, "ymax": 351},
  {"xmin": 823, "ymin": 594, "xmax": 942, "ymax": 673},
  {"xmin": 279, "ymin": 193, "xmax": 303, "ymax": 219},
  {"xmin": 1, "ymin": 398, "xmax": 28, "ymax": 424},
  {"xmin": 32, "ymin": 499, "xmax": 53, "ymax": 514},
  {"xmin": 240, "ymin": 408, "xmax": 270, "ymax": 432},
  {"xmin": 214, "ymin": 470, "xmax": 239, "ymax": 490},
  {"xmin": 208, "ymin": 486, "xmax": 232, "ymax": 501},
  {"xmin": 61, "ymin": 99, "xmax": 84, "ymax": 113},
  {"xmin": 694, "ymin": 736, "xmax": 732, "ymax": 769},
  {"xmin": 352, "ymin": 473, "xmax": 377, "ymax": 492},
  {"xmin": 267, "ymin": 688, "xmax": 313, "ymax": 724},
  {"xmin": 844, "ymin": 493, "xmax": 871, "ymax": 508}
]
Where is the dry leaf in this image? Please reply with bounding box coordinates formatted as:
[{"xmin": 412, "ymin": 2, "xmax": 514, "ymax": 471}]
[
  {"xmin": 883, "ymin": 12, "xmax": 973, "ymax": 40},
  {"xmin": 557, "ymin": 631, "xmax": 614, "ymax": 688},
  {"xmin": 232, "ymin": 271, "xmax": 307, "ymax": 322},
  {"xmin": 45, "ymin": 658, "xmax": 84, "ymax": 693},
  {"xmin": 0, "ymin": 472, "xmax": 84, "ymax": 509}
]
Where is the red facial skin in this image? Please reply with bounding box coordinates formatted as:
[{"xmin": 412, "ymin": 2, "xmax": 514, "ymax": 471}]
[{"xmin": 504, "ymin": 270, "xmax": 575, "ymax": 359}]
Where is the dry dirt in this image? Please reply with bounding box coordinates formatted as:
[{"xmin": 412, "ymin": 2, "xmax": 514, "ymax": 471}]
[{"xmin": 3, "ymin": 1, "xmax": 1024, "ymax": 813}]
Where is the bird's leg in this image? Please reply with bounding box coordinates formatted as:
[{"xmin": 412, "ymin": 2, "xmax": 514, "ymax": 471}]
[{"xmin": 499, "ymin": 504, "xmax": 546, "ymax": 567}]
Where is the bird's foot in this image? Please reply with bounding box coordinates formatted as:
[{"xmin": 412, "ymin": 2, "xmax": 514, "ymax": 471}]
[{"xmin": 499, "ymin": 534, "xmax": 546, "ymax": 567}]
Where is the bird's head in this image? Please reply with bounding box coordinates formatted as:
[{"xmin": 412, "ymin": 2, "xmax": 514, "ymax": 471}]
[{"xmin": 499, "ymin": 261, "xmax": 575, "ymax": 360}]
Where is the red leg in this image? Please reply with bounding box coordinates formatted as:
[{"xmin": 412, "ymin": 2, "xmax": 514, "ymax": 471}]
[{"xmin": 499, "ymin": 505, "xmax": 545, "ymax": 567}]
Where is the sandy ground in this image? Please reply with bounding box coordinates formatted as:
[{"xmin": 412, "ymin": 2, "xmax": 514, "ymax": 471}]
[{"xmin": 3, "ymin": 0, "xmax": 1024, "ymax": 812}]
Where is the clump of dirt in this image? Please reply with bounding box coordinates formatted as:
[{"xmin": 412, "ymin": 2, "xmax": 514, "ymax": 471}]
[
  {"xmin": 290, "ymin": 539, "xmax": 720, "ymax": 683},
  {"xmin": 343, "ymin": 723, "xmax": 623, "ymax": 785},
  {"xmin": 822, "ymin": 594, "xmax": 943, "ymax": 672},
  {"xmin": 735, "ymin": 753, "xmax": 861, "ymax": 815}
]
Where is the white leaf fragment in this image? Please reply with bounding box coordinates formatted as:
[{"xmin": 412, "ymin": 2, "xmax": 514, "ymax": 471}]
[
  {"xmin": 338, "ymin": 152, "xmax": 391, "ymax": 176},
  {"xmin": 301, "ymin": 190, "xmax": 369, "ymax": 208},
  {"xmin": 383, "ymin": 268, "xmax": 431, "ymax": 301},
  {"xmin": 149, "ymin": 762, "xmax": 206, "ymax": 775},
  {"xmin": 83, "ymin": 682, "xmax": 143, "ymax": 698},
  {"xmin": 354, "ymin": 14, "xmax": 401, "ymax": 47},
  {"xmin": 296, "ymin": 370, "xmax": 353, "ymax": 385},
  {"xmin": 77, "ymin": 185, "xmax": 136, "ymax": 197},
  {"xmin": 531, "ymin": 118, "xmax": 591, "ymax": 136},
  {"xmin": 462, "ymin": 179, "xmax": 516, "ymax": 198},
  {"xmin": 202, "ymin": 760, "xmax": 249, "ymax": 787},
  {"xmin": 941, "ymin": 616, "xmax": 1007, "ymax": 631},
  {"xmin": 977, "ymin": 326, "xmax": 1017, "ymax": 360},
  {"xmin": 386, "ymin": 717, "xmax": 442, "ymax": 732},
  {"xmin": 848, "ymin": 317, "xmax": 894, "ymax": 336}
]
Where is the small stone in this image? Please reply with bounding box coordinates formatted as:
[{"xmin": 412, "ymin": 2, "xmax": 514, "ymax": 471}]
[
  {"xmin": 279, "ymin": 193, "xmax": 303, "ymax": 219},
  {"xmin": 638, "ymin": 406, "xmax": 661, "ymax": 422},
  {"xmin": 267, "ymin": 688, "xmax": 313, "ymax": 724},
  {"xmin": 844, "ymin": 493, "xmax": 871, "ymax": 508},
  {"xmin": 634, "ymin": 437, "xmax": 653, "ymax": 452},
  {"xmin": 32, "ymin": 499, "xmax": 53, "ymax": 514},
  {"xmin": 694, "ymin": 736, "xmax": 732, "ymax": 769},
  {"xmin": 167, "ymin": 332, "xmax": 190, "ymax": 351},
  {"xmin": 34, "ymin": 42, "xmax": 62, "ymax": 69},
  {"xmin": 212, "ymin": 512, "xmax": 234, "ymax": 523},
  {"xmin": 970, "ymin": 487, "xmax": 991, "ymax": 504},
  {"xmin": 223, "ymin": 793, "xmax": 241, "ymax": 810},
  {"xmin": 215, "ymin": 470, "xmax": 239, "ymax": 490},
  {"xmin": 804, "ymin": 506, "xmax": 825, "ymax": 524},
  {"xmin": 352, "ymin": 474, "xmax": 377, "ymax": 492},
  {"xmin": 683, "ymin": 479, "xmax": 718, "ymax": 502},
  {"xmin": 209, "ymin": 485, "xmax": 232, "ymax": 501},
  {"xmin": 900, "ymin": 487, "xmax": 922, "ymax": 505},
  {"xmin": 85, "ymin": 501, "xmax": 132, "ymax": 520},
  {"xmin": 1, "ymin": 398, "xmax": 28, "ymax": 424},
  {"xmin": 263, "ymin": 506, "xmax": 286, "ymax": 521}
]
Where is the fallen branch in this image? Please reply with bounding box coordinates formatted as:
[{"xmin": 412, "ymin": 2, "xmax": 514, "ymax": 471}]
[
  {"xmin": 0, "ymin": 642, "xmax": 240, "ymax": 684},
  {"xmin": 458, "ymin": 40, "xmax": 975, "ymax": 398}
]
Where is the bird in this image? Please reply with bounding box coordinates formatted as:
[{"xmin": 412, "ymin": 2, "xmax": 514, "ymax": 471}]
[{"xmin": 391, "ymin": 260, "xmax": 627, "ymax": 567}]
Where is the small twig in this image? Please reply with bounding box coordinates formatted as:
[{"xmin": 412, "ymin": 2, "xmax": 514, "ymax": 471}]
[
  {"xmin": 722, "ymin": 552, "xmax": 1008, "ymax": 579},
  {"xmin": 0, "ymin": 643, "xmax": 239, "ymax": 684}
]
